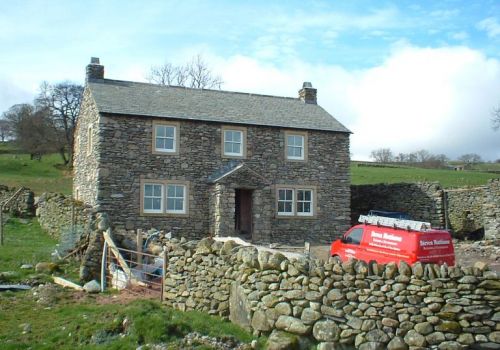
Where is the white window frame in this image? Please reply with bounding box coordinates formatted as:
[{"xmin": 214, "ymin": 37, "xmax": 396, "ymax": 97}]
[
  {"xmin": 166, "ymin": 184, "xmax": 186, "ymax": 214},
  {"xmin": 222, "ymin": 126, "xmax": 247, "ymax": 158},
  {"xmin": 277, "ymin": 188, "xmax": 294, "ymax": 216},
  {"xmin": 141, "ymin": 180, "xmax": 189, "ymax": 216},
  {"xmin": 143, "ymin": 183, "xmax": 164, "ymax": 214},
  {"xmin": 153, "ymin": 121, "xmax": 180, "ymax": 155},
  {"xmin": 296, "ymin": 189, "xmax": 313, "ymax": 216},
  {"xmin": 285, "ymin": 131, "xmax": 308, "ymax": 161},
  {"xmin": 276, "ymin": 186, "xmax": 316, "ymax": 218}
]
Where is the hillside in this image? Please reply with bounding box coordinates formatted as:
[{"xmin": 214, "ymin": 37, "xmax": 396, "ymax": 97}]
[
  {"xmin": 0, "ymin": 143, "xmax": 498, "ymax": 194},
  {"xmin": 351, "ymin": 161, "xmax": 499, "ymax": 188}
]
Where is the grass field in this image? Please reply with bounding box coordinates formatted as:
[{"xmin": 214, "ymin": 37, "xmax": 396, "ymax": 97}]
[
  {"xmin": 351, "ymin": 163, "xmax": 499, "ymax": 188},
  {"xmin": 0, "ymin": 218, "xmax": 263, "ymax": 349},
  {"xmin": 0, "ymin": 142, "xmax": 498, "ymax": 194},
  {"xmin": 0, "ymin": 143, "xmax": 72, "ymax": 195}
]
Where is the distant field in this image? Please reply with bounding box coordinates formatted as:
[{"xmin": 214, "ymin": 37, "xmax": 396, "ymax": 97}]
[
  {"xmin": 0, "ymin": 143, "xmax": 72, "ymax": 195},
  {"xmin": 351, "ymin": 161, "xmax": 498, "ymax": 188},
  {"xmin": 0, "ymin": 142, "xmax": 498, "ymax": 193}
]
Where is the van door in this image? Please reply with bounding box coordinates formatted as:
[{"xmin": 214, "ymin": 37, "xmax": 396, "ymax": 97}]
[{"xmin": 340, "ymin": 227, "xmax": 366, "ymax": 261}]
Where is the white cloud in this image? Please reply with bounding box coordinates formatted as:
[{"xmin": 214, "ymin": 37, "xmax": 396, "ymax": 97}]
[
  {"xmin": 450, "ymin": 31, "xmax": 469, "ymax": 41},
  {"xmin": 214, "ymin": 45, "xmax": 500, "ymax": 161},
  {"xmin": 477, "ymin": 17, "xmax": 500, "ymax": 38}
]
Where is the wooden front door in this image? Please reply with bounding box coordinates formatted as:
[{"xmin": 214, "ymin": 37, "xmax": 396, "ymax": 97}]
[{"xmin": 235, "ymin": 189, "xmax": 252, "ymax": 236}]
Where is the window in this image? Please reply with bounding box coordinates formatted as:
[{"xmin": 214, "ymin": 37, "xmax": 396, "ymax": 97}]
[
  {"xmin": 141, "ymin": 180, "xmax": 189, "ymax": 216},
  {"xmin": 143, "ymin": 183, "xmax": 163, "ymax": 213},
  {"xmin": 166, "ymin": 184, "xmax": 185, "ymax": 213},
  {"xmin": 344, "ymin": 228, "xmax": 364, "ymax": 245},
  {"xmin": 296, "ymin": 189, "xmax": 313, "ymax": 216},
  {"xmin": 222, "ymin": 126, "xmax": 246, "ymax": 158},
  {"xmin": 285, "ymin": 131, "xmax": 308, "ymax": 161},
  {"xmin": 153, "ymin": 121, "xmax": 179, "ymax": 154},
  {"xmin": 276, "ymin": 186, "xmax": 316, "ymax": 217},
  {"xmin": 277, "ymin": 189, "xmax": 294, "ymax": 216}
]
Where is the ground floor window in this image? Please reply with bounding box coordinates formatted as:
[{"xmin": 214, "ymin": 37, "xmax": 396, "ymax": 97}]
[
  {"xmin": 141, "ymin": 180, "xmax": 189, "ymax": 216},
  {"xmin": 276, "ymin": 186, "xmax": 316, "ymax": 217}
]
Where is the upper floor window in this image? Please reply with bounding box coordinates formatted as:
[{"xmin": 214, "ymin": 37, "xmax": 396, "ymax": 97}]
[
  {"xmin": 222, "ymin": 126, "xmax": 246, "ymax": 158},
  {"xmin": 285, "ymin": 131, "xmax": 307, "ymax": 161},
  {"xmin": 153, "ymin": 121, "xmax": 179, "ymax": 154}
]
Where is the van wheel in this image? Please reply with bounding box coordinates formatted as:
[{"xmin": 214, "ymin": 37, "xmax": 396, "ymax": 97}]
[{"xmin": 331, "ymin": 255, "xmax": 341, "ymax": 264}]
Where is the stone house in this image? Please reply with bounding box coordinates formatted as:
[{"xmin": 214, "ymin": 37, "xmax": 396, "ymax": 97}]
[{"xmin": 73, "ymin": 58, "xmax": 351, "ymax": 244}]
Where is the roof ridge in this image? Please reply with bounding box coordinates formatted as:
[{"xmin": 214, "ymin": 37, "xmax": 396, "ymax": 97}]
[{"xmin": 88, "ymin": 78, "xmax": 300, "ymax": 101}]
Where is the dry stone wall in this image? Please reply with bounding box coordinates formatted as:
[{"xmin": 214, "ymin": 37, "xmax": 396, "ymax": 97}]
[
  {"xmin": 0, "ymin": 185, "xmax": 34, "ymax": 217},
  {"xmin": 351, "ymin": 179, "xmax": 500, "ymax": 239},
  {"xmin": 350, "ymin": 182, "xmax": 444, "ymax": 228},
  {"xmin": 163, "ymin": 238, "xmax": 500, "ymax": 349},
  {"xmin": 36, "ymin": 192, "xmax": 92, "ymax": 238}
]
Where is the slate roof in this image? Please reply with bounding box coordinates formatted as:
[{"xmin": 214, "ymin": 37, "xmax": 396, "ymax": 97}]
[{"xmin": 87, "ymin": 78, "xmax": 350, "ymax": 133}]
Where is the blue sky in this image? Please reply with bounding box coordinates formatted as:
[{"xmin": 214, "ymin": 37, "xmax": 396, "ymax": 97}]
[{"xmin": 1, "ymin": 0, "xmax": 499, "ymax": 160}]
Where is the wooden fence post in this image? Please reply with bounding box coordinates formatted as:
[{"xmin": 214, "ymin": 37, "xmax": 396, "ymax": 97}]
[
  {"xmin": 136, "ymin": 229, "xmax": 143, "ymax": 269},
  {"xmin": 0, "ymin": 209, "xmax": 3, "ymax": 246},
  {"xmin": 161, "ymin": 246, "xmax": 167, "ymax": 302}
]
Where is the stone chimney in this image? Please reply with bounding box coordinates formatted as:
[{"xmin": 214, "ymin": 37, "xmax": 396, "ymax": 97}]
[
  {"xmin": 86, "ymin": 57, "xmax": 104, "ymax": 82},
  {"xmin": 298, "ymin": 82, "xmax": 317, "ymax": 104}
]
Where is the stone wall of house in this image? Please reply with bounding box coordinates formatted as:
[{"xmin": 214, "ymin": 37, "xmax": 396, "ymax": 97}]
[
  {"xmin": 36, "ymin": 192, "xmax": 93, "ymax": 238},
  {"xmin": 85, "ymin": 114, "xmax": 350, "ymax": 244},
  {"xmin": 350, "ymin": 182, "xmax": 444, "ymax": 227},
  {"xmin": 0, "ymin": 185, "xmax": 35, "ymax": 217},
  {"xmin": 163, "ymin": 238, "xmax": 500, "ymax": 349},
  {"xmin": 73, "ymin": 87, "xmax": 101, "ymax": 207}
]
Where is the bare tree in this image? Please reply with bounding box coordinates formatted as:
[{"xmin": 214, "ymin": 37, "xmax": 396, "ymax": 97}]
[
  {"xmin": 370, "ymin": 148, "xmax": 393, "ymax": 163},
  {"xmin": 493, "ymin": 105, "xmax": 500, "ymax": 131},
  {"xmin": 0, "ymin": 117, "xmax": 12, "ymax": 142},
  {"xmin": 3, "ymin": 103, "xmax": 61, "ymax": 158},
  {"xmin": 458, "ymin": 153, "xmax": 483, "ymax": 165},
  {"xmin": 36, "ymin": 81, "xmax": 83, "ymax": 165},
  {"xmin": 415, "ymin": 149, "xmax": 431, "ymax": 163},
  {"xmin": 147, "ymin": 54, "xmax": 223, "ymax": 89}
]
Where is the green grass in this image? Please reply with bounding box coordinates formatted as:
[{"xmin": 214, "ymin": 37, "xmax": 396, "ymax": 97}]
[
  {"xmin": 0, "ymin": 217, "xmax": 58, "ymax": 282},
  {"xmin": 0, "ymin": 296, "xmax": 262, "ymax": 349},
  {"xmin": 351, "ymin": 163, "xmax": 499, "ymax": 188},
  {"xmin": 0, "ymin": 152, "xmax": 72, "ymax": 195},
  {"xmin": 0, "ymin": 218, "xmax": 263, "ymax": 349}
]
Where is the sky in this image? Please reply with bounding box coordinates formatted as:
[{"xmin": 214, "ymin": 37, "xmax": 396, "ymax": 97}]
[{"xmin": 1, "ymin": 0, "xmax": 499, "ymax": 161}]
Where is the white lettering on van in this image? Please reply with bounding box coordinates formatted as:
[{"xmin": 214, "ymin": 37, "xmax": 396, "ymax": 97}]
[
  {"xmin": 420, "ymin": 239, "xmax": 450, "ymax": 247},
  {"xmin": 370, "ymin": 231, "xmax": 402, "ymax": 242}
]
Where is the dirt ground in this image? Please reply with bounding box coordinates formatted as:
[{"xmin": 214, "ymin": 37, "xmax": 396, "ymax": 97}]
[{"xmin": 310, "ymin": 239, "xmax": 500, "ymax": 273}]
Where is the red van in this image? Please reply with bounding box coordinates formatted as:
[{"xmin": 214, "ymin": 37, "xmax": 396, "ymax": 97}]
[{"xmin": 330, "ymin": 215, "xmax": 455, "ymax": 265}]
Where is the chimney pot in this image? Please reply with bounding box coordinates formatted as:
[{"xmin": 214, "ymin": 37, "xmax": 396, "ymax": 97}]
[
  {"xmin": 86, "ymin": 57, "xmax": 104, "ymax": 82},
  {"xmin": 299, "ymin": 82, "xmax": 317, "ymax": 104}
]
